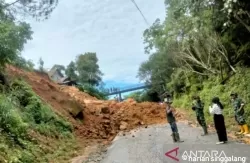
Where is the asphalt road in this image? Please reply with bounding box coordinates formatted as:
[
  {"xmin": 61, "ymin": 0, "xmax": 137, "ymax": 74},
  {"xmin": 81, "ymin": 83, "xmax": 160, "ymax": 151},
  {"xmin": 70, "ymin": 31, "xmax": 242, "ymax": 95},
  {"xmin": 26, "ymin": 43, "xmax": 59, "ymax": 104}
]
[{"xmin": 100, "ymin": 122, "xmax": 250, "ymax": 163}]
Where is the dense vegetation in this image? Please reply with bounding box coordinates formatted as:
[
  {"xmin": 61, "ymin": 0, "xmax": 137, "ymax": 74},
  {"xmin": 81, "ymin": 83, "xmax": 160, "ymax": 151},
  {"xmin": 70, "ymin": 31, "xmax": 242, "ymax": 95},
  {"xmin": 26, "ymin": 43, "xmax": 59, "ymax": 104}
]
[
  {"xmin": 138, "ymin": 0, "xmax": 250, "ymax": 127},
  {"xmin": 77, "ymin": 84, "xmax": 108, "ymax": 100},
  {"xmin": 53, "ymin": 52, "xmax": 107, "ymax": 99},
  {"xmin": 0, "ymin": 79, "xmax": 76, "ymax": 162},
  {"xmin": 0, "ymin": 0, "xmax": 80, "ymax": 162},
  {"xmin": 124, "ymin": 90, "xmax": 161, "ymax": 102}
]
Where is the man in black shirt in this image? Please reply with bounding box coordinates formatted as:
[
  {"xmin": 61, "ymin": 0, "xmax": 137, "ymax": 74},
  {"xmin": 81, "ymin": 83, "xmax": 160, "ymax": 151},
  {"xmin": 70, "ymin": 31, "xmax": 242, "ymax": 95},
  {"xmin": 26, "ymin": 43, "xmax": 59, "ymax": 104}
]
[{"xmin": 165, "ymin": 95, "xmax": 184, "ymax": 143}]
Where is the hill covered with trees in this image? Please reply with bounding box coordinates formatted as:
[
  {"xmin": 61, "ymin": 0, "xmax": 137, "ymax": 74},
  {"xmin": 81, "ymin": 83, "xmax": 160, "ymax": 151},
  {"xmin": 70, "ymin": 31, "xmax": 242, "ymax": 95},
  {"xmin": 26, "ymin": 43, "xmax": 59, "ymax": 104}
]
[{"xmin": 137, "ymin": 0, "xmax": 250, "ymax": 126}]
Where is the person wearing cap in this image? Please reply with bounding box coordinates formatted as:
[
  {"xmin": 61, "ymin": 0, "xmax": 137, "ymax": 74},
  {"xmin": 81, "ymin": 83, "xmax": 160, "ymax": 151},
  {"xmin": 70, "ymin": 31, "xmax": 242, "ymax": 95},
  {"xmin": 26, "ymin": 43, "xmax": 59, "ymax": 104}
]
[
  {"xmin": 164, "ymin": 95, "xmax": 184, "ymax": 143},
  {"xmin": 192, "ymin": 95, "xmax": 208, "ymax": 136},
  {"xmin": 209, "ymin": 97, "xmax": 228, "ymax": 144},
  {"xmin": 230, "ymin": 93, "xmax": 249, "ymax": 134}
]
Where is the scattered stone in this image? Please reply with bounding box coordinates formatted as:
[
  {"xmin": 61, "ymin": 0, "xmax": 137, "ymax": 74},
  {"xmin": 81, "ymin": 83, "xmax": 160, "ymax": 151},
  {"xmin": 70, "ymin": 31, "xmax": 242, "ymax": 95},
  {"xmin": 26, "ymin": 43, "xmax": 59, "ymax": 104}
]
[
  {"xmin": 101, "ymin": 149, "xmax": 107, "ymax": 153},
  {"xmin": 132, "ymin": 135, "xmax": 135, "ymax": 137},
  {"xmin": 102, "ymin": 119, "xmax": 110, "ymax": 124},
  {"xmin": 245, "ymin": 134, "xmax": 250, "ymax": 137},
  {"xmin": 139, "ymin": 121, "xmax": 144, "ymax": 125},
  {"xmin": 119, "ymin": 121, "xmax": 128, "ymax": 130}
]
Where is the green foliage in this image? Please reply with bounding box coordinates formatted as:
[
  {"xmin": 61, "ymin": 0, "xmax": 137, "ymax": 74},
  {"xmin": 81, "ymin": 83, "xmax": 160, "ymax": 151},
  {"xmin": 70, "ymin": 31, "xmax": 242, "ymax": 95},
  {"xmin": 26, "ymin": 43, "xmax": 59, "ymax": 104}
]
[
  {"xmin": 0, "ymin": 20, "xmax": 32, "ymax": 71},
  {"xmin": 139, "ymin": 0, "xmax": 250, "ymax": 94},
  {"xmin": 65, "ymin": 53, "xmax": 103, "ymax": 86},
  {"xmin": 124, "ymin": 90, "xmax": 161, "ymax": 102},
  {"xmin": 75, "ymin": 52, "xmax": 103, "ymax": 86},
  {"xmin": 139, "ymin": 0, "xmax": 250, "ymax": 129},
  {"xmin": 77, "ymin": 84, "xmax": 108, "ymax": 100},
  {"xmin": 2, "ymin": 0, "xmax": 59, "ymax": 20},
  {"xmin": 124, "ymin": 91, "xmax": 143, "ymax": 102},
  {"xmin": 0, "ymin": 79, "xmax": 75, "ymax": 162},
  {"xmin": 12, "ymin": 54, "xmax": 35, "ymax": 71},
  {"xmin": 172, "ymin": 68, "xmax": 250, "ymax": 127},
  {"xmin": 0, "ymin": 95, "xmax": 28, "ymax": 141},
  {"xmin": 65, "ymin": 61, "xmax": 78, "ymax": 81},
  {"xmin": 10, "ymin": 79, "xmax": 72, "ymax": 136},
  {"xmin": 53, "ymin": 64, "xmax": 65, "ymax": 72}
]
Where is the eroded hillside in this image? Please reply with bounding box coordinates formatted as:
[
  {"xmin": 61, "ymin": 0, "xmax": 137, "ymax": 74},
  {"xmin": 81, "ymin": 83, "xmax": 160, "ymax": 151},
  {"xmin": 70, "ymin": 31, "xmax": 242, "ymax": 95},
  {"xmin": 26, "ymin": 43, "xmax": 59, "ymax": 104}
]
[{"xmin": 7, "ymin": 66, "xmax": 185, "ymax": 142}]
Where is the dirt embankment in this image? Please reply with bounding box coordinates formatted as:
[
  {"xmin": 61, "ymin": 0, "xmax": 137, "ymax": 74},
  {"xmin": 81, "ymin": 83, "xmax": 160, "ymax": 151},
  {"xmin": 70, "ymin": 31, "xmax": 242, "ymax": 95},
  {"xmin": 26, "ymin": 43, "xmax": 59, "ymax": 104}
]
[{"xmin": 6, "ymin": 66, "xmax": 185, "ymax": 141}]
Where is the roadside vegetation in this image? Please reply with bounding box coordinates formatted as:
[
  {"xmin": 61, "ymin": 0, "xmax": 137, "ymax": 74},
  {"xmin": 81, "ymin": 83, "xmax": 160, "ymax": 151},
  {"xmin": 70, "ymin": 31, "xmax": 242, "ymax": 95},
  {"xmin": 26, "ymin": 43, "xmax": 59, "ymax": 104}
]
[
  {"xmin": 0, "ymin": 78, "xmax": 77, "ymax": 162},
  {"xmin": 124, "ymin": 90, "xmax": 161, "ymax": 102},
  {"xmin": 137, "ymin": 0, "xmax": 250, "ymax": 129},
  {"xmin": 0, "ymin": 0, "xmax": 85, "ymax": 162},
  {"xmin": 0, "ymin": 0, "xmax": 107, "ymax": 160}
]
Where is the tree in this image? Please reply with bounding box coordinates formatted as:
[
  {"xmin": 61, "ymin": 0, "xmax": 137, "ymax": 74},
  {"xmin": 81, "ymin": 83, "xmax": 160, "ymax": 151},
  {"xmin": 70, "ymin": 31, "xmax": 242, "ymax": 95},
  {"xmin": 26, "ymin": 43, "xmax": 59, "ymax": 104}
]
[
  {"xmin": 139, "ymin": 0, "xmax": 250, "ymax": 92},
  {"xmin": 53, "ymin": 64, "xmax": 65, "ymax": 72},
  {"xmin": 0, "ymin": 0, "xmax": 59, "ymax": 72},
  {"xmin": 65, "ymin": 61, "xmax": 78, "ymax": 81},
  {"xmin": 75, "ymin": 52, "xmax": 103, "ymax": 86},
  {"xmin": 2, "ymin": 0, "xmax": 59, "ymax": 20},
  {"xmin": 124, "ymin": 91, "xmax": 143, "ymax": 102},
  {"xmin": 38, "ymin": 57, "xmax": 44, "ymax": 72},
  {"xmin": 0, "ymin": 20, "xmax": 33, "ymax": 71}
]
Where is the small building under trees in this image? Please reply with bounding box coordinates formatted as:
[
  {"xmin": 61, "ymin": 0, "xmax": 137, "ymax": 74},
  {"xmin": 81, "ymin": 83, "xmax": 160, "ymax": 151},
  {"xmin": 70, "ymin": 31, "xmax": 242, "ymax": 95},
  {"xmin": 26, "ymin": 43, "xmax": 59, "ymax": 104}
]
[
  {"xmin": 48, "ymin": 66, "xmax": 64, "ymax": 82},
  {"xmin": 48, "ymin": 66, "xmax": 77, "ymax": 86}
]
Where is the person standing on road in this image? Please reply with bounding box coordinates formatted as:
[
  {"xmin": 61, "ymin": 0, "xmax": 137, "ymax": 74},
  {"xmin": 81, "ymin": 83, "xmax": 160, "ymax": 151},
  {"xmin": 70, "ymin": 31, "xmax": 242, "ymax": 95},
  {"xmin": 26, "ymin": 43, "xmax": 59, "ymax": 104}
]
[
  {"xmin": 192, "ymin": 96, "xmax": 208, "ymax": 136},
  {"xmin": 209, "ymin": 97, "xmax": 228, "ymax": 144},
  {"xmin": 164, "ymin": 95, "xmax": 184, "ymax": 143},
  {"xmin": 230, "ymin": 93, "xmax": 249, "ymax": 134}
]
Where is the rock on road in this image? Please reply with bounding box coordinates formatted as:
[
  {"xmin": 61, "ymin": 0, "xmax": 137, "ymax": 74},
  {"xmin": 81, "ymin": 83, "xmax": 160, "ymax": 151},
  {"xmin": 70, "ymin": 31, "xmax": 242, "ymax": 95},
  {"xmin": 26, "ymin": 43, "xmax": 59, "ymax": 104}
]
[{"xmin": 100, "ymin": 122, "xmax": 250, "ymax": 163}]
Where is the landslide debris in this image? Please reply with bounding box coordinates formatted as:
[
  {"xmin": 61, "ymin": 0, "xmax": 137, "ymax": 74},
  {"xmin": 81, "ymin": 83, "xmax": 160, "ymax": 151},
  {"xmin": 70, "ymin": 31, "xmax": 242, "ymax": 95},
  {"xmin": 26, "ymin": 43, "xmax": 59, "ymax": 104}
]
[{"xmin": 6, "ymin": 66, "xmax": 185, "ymax": 141}]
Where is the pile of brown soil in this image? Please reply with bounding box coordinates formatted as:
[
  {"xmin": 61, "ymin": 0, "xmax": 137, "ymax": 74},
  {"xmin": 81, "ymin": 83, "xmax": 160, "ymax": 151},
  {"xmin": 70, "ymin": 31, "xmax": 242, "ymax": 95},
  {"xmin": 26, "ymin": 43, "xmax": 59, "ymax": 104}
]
[{"xmin": 6, "ymin": 66, "xmax": 185, "ymax": 141}]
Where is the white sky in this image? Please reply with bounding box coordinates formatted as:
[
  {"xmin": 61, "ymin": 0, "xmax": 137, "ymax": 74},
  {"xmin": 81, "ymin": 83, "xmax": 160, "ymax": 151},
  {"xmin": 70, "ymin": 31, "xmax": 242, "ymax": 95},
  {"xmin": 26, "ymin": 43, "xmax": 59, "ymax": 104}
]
[{"xmin": 22, "ymin": 0, "xmax": 166, "ymax": 85}]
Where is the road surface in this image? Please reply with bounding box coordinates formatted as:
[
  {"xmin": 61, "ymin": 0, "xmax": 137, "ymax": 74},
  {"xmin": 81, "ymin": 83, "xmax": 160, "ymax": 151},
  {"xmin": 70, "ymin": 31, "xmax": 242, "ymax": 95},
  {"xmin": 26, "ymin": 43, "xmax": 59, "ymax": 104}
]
[{"xmin": 100, "ymin": 122, "xmax": 250, "ymax": 163}]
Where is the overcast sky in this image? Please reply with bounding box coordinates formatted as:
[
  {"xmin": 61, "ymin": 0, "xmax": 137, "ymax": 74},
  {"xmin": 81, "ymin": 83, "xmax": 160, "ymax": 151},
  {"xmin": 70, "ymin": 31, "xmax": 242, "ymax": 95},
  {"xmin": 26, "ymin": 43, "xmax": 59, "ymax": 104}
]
[{"xmin": 22, "ymin": 0, "xmax": 166, "ymax": 86}]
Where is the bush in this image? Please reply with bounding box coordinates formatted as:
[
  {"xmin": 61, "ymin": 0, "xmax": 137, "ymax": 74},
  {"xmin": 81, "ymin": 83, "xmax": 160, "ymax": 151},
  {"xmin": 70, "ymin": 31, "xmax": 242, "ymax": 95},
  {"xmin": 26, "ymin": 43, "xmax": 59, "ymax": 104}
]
[
  {"xmin": 124, "ymin": 90, "xmax": 160, "ymax": 102},
  {"xmin": 0, "ymin": 95, "xmax": 28, "ymax": 141},
  {"xmin": 77, "ymin": 84, "xmax": 108, "ymax": 100},
  {"xmin": 9, "ymin": 79, "xmax": 73, "ymax": 137},
  {"xmin": 170, "ymin": 67, "xmax": 250, "ymax": 127},
  {"xmin": 12, "ymin": 55, "xmax": 35, "ymax": 71},
  {"xmin": 0, "ymin": 78, "xmax": 76, "ymax": 162}
]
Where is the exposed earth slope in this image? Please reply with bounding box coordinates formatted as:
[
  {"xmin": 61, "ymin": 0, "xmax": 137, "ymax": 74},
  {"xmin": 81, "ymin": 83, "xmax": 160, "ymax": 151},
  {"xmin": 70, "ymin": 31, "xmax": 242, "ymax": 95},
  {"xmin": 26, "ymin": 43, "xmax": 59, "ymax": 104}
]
[{"xmin": 5, "ymin": 66, "xmax": 250, "ymax": 163}]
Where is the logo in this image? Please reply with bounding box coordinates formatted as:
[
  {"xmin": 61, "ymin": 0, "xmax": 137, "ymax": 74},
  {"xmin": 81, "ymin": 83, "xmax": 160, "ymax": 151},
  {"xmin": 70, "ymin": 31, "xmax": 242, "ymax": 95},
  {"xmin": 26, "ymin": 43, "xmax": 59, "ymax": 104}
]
[{"xmin": 165, "ymin": 147, "xmax": 179, "ymax": 161}]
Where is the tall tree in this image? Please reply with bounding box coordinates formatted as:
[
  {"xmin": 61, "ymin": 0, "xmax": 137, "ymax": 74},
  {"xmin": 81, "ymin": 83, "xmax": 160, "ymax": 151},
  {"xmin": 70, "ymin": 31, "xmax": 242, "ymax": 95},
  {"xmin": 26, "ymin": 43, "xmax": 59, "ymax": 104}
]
[
  {"xmin": 0, "ymin": 20, "xmax": 32, "ymax": 71},
  {"xmin": 0, "ymin": 0, "xmax": 60, "ymax": 71},
  {"xmin": 139, "ymin": 0, "xmax": 250, "ymax": 90},
  {"xmin": 53, "ymin": 64, "xmax": 65, "ymax": 71},
  {"xmin": 65, "ymin": 61, "xmax": 78, "ymax": 81},
  {"xmin": 75, "ymin": 52, "xmax": 103, "ymax": 86}
]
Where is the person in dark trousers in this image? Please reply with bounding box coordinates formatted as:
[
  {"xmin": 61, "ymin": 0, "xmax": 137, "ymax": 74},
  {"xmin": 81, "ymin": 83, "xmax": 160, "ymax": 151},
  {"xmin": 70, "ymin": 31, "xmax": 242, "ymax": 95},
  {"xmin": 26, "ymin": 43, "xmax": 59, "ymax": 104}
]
[
  {"xmin": 209, "ymin": 97, "xmax": 228, "ymax": 144},
  {"xmin": 192, "ymin": 96, "xmax": 208, "ymax": 136},
  {"xmin": 165, "ymin": 95, "xmax": 184, "ymax": 143}
]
